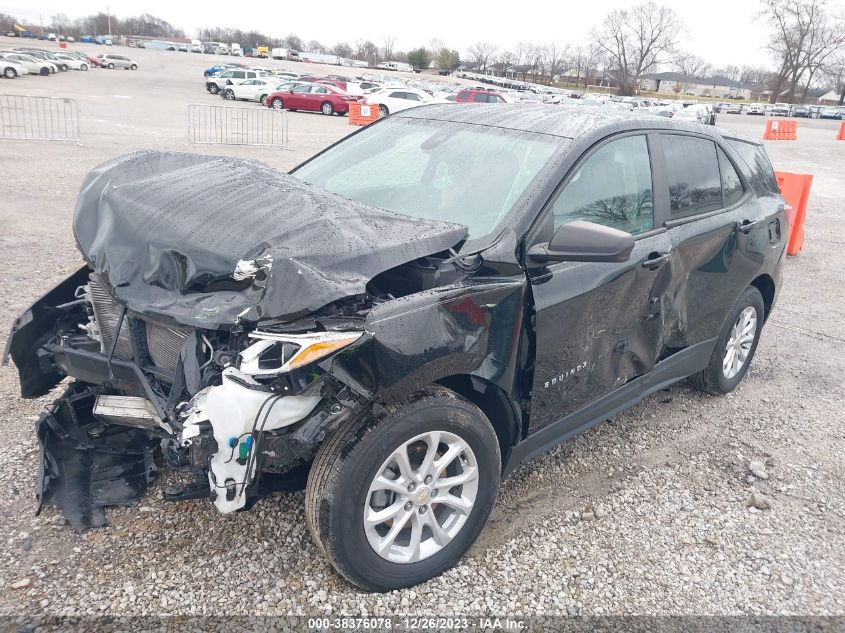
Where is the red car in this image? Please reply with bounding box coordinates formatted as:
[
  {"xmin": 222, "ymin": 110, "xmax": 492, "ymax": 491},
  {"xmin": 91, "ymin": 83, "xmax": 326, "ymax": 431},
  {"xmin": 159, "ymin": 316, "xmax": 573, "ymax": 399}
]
[
  {"xmin": 265, "ymin": 83, "xmax": 359, "ymax": 115},
  {"xmin": 455, "ymin": 88, "xmax": 507, "ymax": 103},
  {"xmin": 316, "ymin": 78, "xmax": 347, "ymax": 91}
]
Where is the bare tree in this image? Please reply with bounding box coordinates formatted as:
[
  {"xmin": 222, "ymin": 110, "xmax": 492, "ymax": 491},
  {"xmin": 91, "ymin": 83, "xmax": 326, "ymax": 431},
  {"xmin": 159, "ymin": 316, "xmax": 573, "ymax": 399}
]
[
  {"xmin": 332, "ymin": 42, "xmax": 353, "ymax": 59},
  {"xmin": 675, "ymin": 54, "xmax": 711, "ymax": 80},
  {"xmin": 762, "ymin": 0, "xmax": 845, "ymax": 102},
  {"xmin": 497, "ymin": 50, "xmax": 516, "ymax": 75},
  {"xmin": 591, "ymin": 2, "xmax": 683, "ymax": 95},
  {"xmin": 540, "ymin": 42, "xmax": 571, "ymax": 85},
  {"xmin": 467, "ymin": 41, "xmax": 498, "ymax": 72},
  {"xmin": 382, "ymin": 34, "xmax": 397, "ymax": 60}
]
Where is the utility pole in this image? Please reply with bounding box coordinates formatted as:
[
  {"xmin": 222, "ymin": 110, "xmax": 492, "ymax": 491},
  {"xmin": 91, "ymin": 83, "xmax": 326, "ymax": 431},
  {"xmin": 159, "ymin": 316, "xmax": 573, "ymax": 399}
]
[{"xmin": 107, "ymin": 6, "xmax": 111, "ymax": 37}]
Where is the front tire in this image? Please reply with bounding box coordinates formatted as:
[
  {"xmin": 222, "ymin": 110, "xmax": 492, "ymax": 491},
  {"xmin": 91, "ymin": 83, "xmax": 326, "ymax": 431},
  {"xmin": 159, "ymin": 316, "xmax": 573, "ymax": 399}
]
[
  {"xmin": 40, "ymin": 67, "xmax": 50, "ymax": 76},
  {"xmin": 208, "ymin": 83, "xmax": 219, "ymax": 94},
  {"xmin": 271, "ymin": 97, "xmax": 284, "ymax": 110},
  {"xmin": 378, "ymin": 104, "xmax": 389, "ymax": 117},
  {"xmin": 306, "ymin": 388, "xmax": 500, "ymax": 592},
  {"xmin": 107, "ymin": 63, "xmax": 114, "ymax": 69},
  {"xmin": 4, "ymin": 67, "xmax": 17, "ymax": 79},
  {"xmin": 259, "ymin": 94, "xmax": 268, "ymax": 105},
  {"xmin": 224, "ymin": 89, "xmax": 235, "ymax": 100},
  {"xmin": 80, "ymin": 63, "xmax": 88, "ymax": 71},
  {"xmin": 689, "ymin": 286, "xmax": 764, "ymax": 395},
  {"xmin": 130, "ymin": 64, "xmax": 137, "ymax": 70}
]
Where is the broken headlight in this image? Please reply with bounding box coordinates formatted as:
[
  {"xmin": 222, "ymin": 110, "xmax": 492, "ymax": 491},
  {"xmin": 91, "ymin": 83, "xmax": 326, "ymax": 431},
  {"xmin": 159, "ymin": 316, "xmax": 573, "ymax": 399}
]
[{"xmin": 238, "ymin": 331, "xmax": 362, "ymax": 377}]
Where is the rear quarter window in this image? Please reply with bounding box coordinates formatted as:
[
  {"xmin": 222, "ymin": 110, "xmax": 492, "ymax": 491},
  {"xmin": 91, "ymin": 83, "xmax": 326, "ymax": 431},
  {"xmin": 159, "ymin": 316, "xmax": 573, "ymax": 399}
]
[{"xmin": 726, "ymin": 139, "xmax": 779, "ymax": 195}]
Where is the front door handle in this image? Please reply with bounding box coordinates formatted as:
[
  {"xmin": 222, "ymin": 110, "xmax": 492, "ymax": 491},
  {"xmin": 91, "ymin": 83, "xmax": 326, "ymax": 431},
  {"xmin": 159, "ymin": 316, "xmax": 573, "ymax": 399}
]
[
  {"xmin": 739, "ymin": 220, "xmax": 755, "ymax": 234},
  {"xmin": 642, "ymin": 252, "xmax": 670, "ymax": 269}
]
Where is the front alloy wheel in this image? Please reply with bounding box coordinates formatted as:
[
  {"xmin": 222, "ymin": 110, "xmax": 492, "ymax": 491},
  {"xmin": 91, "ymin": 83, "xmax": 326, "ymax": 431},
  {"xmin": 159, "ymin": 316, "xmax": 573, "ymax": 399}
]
[
  {"xmin": 271, "ymin": 97, "xmax": 284, "ymax": 110},
  {"xmin": 364, "ymin": 431, "xmax": 479, "ymax": 564},
  {"xmin": 4, "ymin": 67, "xmax": 16, "ymax": 79},
  {"xmin": 306, "ymin": 388, "xmax": 500, "ymax": 591}
]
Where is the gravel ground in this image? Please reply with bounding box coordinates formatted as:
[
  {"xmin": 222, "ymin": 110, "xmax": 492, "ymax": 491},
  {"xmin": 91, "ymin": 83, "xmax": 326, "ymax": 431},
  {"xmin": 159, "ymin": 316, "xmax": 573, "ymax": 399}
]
[{"xmin": 0, "ymin": 39, "xmax": 843, "ymax": 618}]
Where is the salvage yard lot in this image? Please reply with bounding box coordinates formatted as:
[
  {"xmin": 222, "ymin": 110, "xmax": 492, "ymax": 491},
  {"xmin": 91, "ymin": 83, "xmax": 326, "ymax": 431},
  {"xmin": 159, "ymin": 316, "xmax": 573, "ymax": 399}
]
[{"xmin": 0, "ymin": 41, "xmax": 844, "ymax": 616}]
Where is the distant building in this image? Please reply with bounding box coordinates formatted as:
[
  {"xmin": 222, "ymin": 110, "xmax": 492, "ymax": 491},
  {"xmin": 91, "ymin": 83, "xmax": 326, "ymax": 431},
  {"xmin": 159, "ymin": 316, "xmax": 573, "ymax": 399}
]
[
  {"xmin": 816, "ymin": 89, "xmax": 841, "ymax": 105},
  {"xmin": 640, "ymin": 72, "xmax": 752, "ymax": 99}
]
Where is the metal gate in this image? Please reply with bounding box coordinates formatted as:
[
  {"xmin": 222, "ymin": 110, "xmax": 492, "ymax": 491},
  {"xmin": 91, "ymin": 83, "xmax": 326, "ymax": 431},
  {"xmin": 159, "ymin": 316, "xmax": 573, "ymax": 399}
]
[
  {"xmin": 0, "ymin": 94, "xmax": 82, "ymax": 144},
  {"xmin": 187, "ymin": 104, "xmax": 289, "ymax": 148}
]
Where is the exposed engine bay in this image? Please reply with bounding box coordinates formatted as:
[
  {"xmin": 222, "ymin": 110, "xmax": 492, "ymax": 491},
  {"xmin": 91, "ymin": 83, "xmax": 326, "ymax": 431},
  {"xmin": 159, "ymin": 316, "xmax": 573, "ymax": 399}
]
[{"xmin": 3, "ymin": 151, "xmax": 480, "ymax": 530}]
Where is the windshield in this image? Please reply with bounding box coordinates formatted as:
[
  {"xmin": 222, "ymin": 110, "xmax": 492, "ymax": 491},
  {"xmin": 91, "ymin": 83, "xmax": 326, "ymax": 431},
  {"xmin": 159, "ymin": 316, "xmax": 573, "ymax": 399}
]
[{"xmin": 294, "ymin": 117, "xmax": 560, "ymax": 240}]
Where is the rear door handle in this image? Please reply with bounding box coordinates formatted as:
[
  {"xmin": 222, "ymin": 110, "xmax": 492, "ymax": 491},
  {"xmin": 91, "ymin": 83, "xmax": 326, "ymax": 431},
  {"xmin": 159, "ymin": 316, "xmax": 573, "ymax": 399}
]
[
  {"xmin": 642, "ymin": 253, "xmax": 670, "ymax": 269},
  {"xmin": 739, "ymin": 220, "xmax": 754, "ymax": 234}
]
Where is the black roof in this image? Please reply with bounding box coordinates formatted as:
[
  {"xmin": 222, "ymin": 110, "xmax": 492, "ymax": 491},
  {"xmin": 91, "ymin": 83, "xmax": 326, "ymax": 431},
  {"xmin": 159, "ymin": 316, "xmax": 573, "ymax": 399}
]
[{"xmin": 396, "ymin": 103, "xmax": 749, "ymax": 142}]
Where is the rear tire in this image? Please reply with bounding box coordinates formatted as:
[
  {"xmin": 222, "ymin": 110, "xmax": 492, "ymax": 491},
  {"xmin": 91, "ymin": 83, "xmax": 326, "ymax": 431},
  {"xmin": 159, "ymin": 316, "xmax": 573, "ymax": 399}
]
[
  {"xmin": 80, "ymin": 63, "xmax": 88, "ymax": 71},
  {"xmin": 4, "ymin": 67, "xmax": 16, "ymax": 79},
  {"xmin": 259, "ymin": 94, "xmax": 268, "ymax": 105},
  {"xmin": 224, "ymin": 89, "xmax": 235, "ymax": 100},
  {"xmin": 321, "ymin": 101, "xmax": 334, "ymax": 115},
  {"xmin": 208, "ymin": 83, "xmax": 219, "ymax": 94},
  {"xmin": 305, "ymin": 387, "xmax": 500, "ymax": 592},
  {"xmin": 689, "ymin": 286, "xmax": 765, "ymax": 395},
  {"xmin": 107, "ymin": 63, "xmax": 114, "ymax": 69},
  {"xmin": 40, "ymin": 67, "xmax": 49, "ymax": 76}
]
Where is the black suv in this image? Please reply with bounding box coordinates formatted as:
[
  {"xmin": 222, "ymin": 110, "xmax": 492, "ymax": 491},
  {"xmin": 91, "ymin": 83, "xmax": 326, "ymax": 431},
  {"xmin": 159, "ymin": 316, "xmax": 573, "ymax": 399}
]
[{"xmin": 4, "ymin": 104, "xmax": 786, "ymax": 591}]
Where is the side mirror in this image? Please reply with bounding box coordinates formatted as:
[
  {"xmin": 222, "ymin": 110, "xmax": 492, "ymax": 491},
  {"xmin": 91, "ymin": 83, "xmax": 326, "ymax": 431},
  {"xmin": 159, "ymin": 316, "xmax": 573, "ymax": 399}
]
[{"xmin": 528, "ymin": 220, "xmax": 635, "ymax": 263}]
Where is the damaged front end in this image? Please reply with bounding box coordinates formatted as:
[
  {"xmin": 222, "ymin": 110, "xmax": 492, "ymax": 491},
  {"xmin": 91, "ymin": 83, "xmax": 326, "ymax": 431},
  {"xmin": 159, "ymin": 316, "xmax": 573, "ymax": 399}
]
[{"xmin": 3, "ymin": 151, "xmax": 471, "ymax": 529}]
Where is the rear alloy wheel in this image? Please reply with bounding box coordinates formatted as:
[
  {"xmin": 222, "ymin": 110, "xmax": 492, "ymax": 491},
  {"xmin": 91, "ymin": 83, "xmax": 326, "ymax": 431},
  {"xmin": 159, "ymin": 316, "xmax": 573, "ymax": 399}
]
[
  {"xmin": 224, "ymin": 89, "xmax": 235, "ymax": 100},
  {"xmin": 4, "ymin": 67, "xmax": 16, "ymax": 79},
  {"xmin": 259, "ymin": 94, "xmax": 268, "ymax": 105},
  {"xmin": 306, "ymin": 387, "xmax": 500, "ymax": 591},
  {"xmin": 689, "ymin": 286, "xmax": 764, "ymax": 395},
  {"xmin": 379, "ymin": 104, "xmax": 389, "ymax": 117},
  {"xmin": 271, "ymin": 97, "xmax": 284, "ymax": 110},
  {"xmin": 208, "ymin": 83, "xmax": 219, "ymax": 94},
  {"xmin": 80, "ymin": 63, "xmax": 88, "ymax": 71},
  {"xmin": 60, "ymin": 64, "xmax": 68, "ymax": 71},
  {"xmin": 107, "ymin": 63, "xmax": 114, "ymax": 69},
  {"xmin": 321, "ymin": 101, "xmax": 335, "ymax": 115}
]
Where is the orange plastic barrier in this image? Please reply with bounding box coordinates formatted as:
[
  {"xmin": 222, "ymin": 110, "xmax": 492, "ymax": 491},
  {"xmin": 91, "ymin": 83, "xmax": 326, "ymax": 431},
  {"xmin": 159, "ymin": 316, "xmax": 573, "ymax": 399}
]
[
  {"xmin": 348, "ymin": 101, "xmax": 380, "ymax": 126},
  {"xmin": 764, "ymin": 119, "xmax": 797, "ymax": 140},
  {"xmin": 837, "ymin": 122, "xmax": 845, "ymax": 141},
  {"xmin": 58, "ymin": 42, "xmax": 67, "ymax": 49},
  {"xmin": 774, "ymin": 170, "xmax": 813, "ymax": 256}
]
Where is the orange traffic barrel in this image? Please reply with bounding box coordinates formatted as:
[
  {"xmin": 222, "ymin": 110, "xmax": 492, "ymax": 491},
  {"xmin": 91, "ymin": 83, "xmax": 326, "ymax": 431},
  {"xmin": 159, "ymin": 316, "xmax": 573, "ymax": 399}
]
[
  {"xmin": 837, "ymin": 122, "xmax": 845, "ymax": 141},
  {"xmin": 348, "ymin": 101, "xmax": 380, "ymax": 126},
  {"xmin": 774, "ymin": 171, "xmax": 813, "ymax": 256},
  {"xmin": 764, "ymin": 119, "xmax": 797, "ymax": 140}
]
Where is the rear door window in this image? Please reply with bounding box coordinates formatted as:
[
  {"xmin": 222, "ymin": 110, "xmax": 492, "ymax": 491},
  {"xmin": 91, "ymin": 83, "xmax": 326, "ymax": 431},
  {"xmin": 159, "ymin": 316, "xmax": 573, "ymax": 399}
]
[
  {"xmin": 662, "ymin": 135, "xmax": 722, "ymax": 217},
  {"xmin": 472, "ymin": 92, "xmax": 488, "ymax": 103},
  {"xmin": 550, "ymin": 134, "xmax": 654, "ymax": 235},
  {"xmin": 718, "ymin": 148, "xmax": 744, "ymax": 207},
  {"xmin": 726, "ymin": 139, "xmax": 779, "ymax": 194}
]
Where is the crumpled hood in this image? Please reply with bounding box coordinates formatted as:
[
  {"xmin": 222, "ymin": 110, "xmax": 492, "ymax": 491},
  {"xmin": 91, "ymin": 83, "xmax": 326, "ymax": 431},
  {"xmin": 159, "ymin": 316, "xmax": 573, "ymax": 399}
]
[{"xmin": 73, "ymin": 151, "xmax": 468, "ymax": 328}]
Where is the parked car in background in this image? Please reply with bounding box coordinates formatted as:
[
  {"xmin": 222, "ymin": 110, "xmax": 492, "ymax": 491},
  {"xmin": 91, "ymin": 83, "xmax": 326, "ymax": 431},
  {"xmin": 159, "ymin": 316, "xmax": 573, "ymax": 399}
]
[
  {"xmin": 364, "ymin": 87, "xmax": 436, "ymax": 117},
  {"xmin": 770, "ymin": 103, "xmax": 791, "ymax": 116},
  {"xmin": 205, "ymin": 68, "xmax": 267, "ymax": 94},
  {"xmin": 819, "ymin": 106, "xmax": 842, "ymax": 120},
  {"xmin": 14, "ymin": 49, "xmax": 69, "ymax": 71},
  {"xmin": 266, "ymin": 83, "xmax": 359, "ymax": 115},
  {"xmin": 98, "ymin": 54, "xmax": 138, "ymax": 70},
  {"xmin": 0, "ymin": 58, "xmax": 27, "ymax": 79},
  {"xmin": 747, "ymin": 104, "xmax": 766, "ymax": 116},
  {"xmin": 673, "ymin": 106, "xmax": 708, "ymax": 124},
  {"xmin": 0, "ymin": 52, "xmax": 55, "ymax": 75},
  {"xmin": 455, "ymin": 88, "xmax": 507, "ymax": 103},
  {"xmin": 54, "ymin": 53, "xmax": 90, "ymax": 71},
  {"xmin": 222, "ymin": 78, "xmax": 280, "ymax": 105},
  {"xmin": 203, "ymin": 63, "xmax": 240, "ymax": 77},
  {"xmin": 726, "ymin": 103, "xmax": 743, "ymax": 114},
  {"xmin": 792, "ymin": 105, "xmax": 811, "ymax": 118}
]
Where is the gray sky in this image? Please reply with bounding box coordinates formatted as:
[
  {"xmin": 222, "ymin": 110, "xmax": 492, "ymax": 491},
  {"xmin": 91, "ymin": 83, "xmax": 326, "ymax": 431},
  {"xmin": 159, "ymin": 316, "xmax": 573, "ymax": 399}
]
[{"xmin": 4, "ymin": 0, "xmax": 780, "ymax": 69}]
